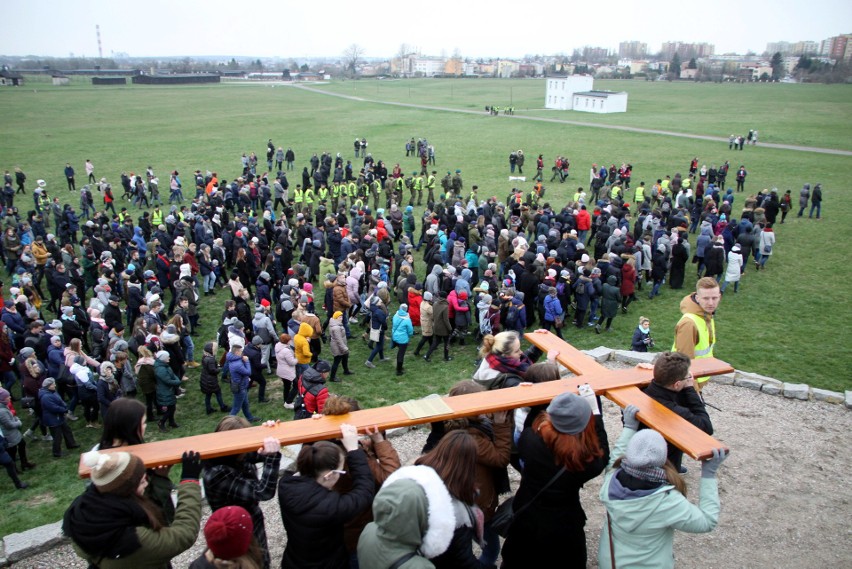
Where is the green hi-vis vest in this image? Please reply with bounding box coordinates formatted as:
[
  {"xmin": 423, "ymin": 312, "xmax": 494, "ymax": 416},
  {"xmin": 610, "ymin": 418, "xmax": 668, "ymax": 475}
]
[{"xmin": 293, "ymin": 188, "xmax": 303, "ymax": 203}]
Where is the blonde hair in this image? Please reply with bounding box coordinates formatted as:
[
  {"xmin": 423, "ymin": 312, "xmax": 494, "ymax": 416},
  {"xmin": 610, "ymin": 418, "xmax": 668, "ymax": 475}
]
[
  {"xmin": 638, "ymin": 316, "xmax": 650, "ymax": 326},
  {"xmin": 479, "ymin": 331, "xmax": 519, "ymax": 358}
]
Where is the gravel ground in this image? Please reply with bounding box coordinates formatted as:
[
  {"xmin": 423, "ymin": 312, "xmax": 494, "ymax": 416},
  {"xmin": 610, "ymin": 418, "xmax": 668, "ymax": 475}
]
[{"xmin": 13, "ymin": 368, "xmax": 852, "ymax": 568}]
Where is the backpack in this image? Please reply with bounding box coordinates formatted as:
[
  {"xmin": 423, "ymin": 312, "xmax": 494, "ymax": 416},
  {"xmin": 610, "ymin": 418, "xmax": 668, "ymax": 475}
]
[
  {"xmin": 293, "ymin": 377, "xmax": 321, "ymax": 420},
  {"xmin": 505, "ymin": 305, "xmax": 518, "ymax": 329},
  {"xmin": 480, "ymin": 313, "xmax": 493, "ymax": 336}
]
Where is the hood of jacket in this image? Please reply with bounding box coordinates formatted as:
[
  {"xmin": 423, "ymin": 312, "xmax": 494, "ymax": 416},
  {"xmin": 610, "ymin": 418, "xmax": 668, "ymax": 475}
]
[
  {"xmin": 297, "ymin": 321, "xmax": 313, "ymax": 338},
  {"xmin": 679, "ymin": 293, "xmax": 708, "ymax": 318},
  {"xmin": 300, "ymin": 365, "xmax": 324, "ymax": 388},
  {"xmin": 376, "ymin": 465, "xmax": 456, "ymax": 559},
  {"xmin": 601, "ymin": 471, "xmax": 674, "ymax": 532}
]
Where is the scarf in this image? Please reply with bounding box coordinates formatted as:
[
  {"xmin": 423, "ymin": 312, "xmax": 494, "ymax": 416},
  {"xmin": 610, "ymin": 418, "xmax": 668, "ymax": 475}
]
[
  {"xmin": 63, "ymin": 485, "xmax": 149, "ymax": 560},
  {"xmin": 485, "ymin": 353, "xmax": 531, "ymax": 376},
  {"xmin": 620, "ymin": 462, "xmax": 669, "ymax": 485}
]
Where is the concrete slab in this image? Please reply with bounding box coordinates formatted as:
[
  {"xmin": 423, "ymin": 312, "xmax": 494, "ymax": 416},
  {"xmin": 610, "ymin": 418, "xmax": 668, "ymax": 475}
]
[
  {"xmin": 783, "ymin": 383, "xmax": 810, "ymax": 401},
  {"xmin": 612, "ymin": 350, "xmax": 656, "ymax": 365}
]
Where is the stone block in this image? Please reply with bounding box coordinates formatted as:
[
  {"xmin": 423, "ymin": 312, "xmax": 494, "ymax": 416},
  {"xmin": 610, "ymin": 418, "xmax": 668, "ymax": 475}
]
[
  {"xmin": 612, "ymin": 350, "xmax": 656, "ymax": 366},
  {"xmin": 734, "ymin": 370, "xmax": 783, "ymax": 386},
  {"xmin": 783, "ymin": 383, "xmax": 810, "ymax": 401},
  {"xmin": 734, "ymin": 377, "xmax": 763, "ymax": 391},
  {"xmin": 710, "ymin": 373, "xmax": 735, "ymax": 385},
  {"xmin": 811, "ymin": 388, "xmax": 844, "ymax": 404},
  {"xmin": 3, "ymin": 521, "xmax": 66, "ymax": 563},
  {"xmin": 761, "ymin": 383, "xmax": 783, "ymax": 396},
  {"xmin": 846, "ymin": 391, "xmax": 852, "ymax": 409},
  {"xmin": 583, "ymin": 346, "xmax": 613, "ymax": 363}
]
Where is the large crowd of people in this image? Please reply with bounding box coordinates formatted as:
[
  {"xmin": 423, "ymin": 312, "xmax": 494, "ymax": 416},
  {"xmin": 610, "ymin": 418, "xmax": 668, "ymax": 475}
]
[{"xmin": 0, "ymin": 138, "xmax": 815, "ymax": 567}]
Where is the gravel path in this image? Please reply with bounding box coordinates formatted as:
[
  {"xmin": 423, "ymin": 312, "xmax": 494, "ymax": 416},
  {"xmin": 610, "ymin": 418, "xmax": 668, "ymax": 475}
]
[
  {"xmin": 293, "ymin": 85, "xmax": 852, "ymax": 157},
  {"xmin": 14, "ymin": 371, "xmax": 852, "ymax": 568}
]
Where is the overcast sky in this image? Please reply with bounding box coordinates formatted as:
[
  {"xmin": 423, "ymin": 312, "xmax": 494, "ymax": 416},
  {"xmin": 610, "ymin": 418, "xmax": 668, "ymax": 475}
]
[{"xmin": 2, "ymin": 0, "xmax": 849, "ymax": 60}]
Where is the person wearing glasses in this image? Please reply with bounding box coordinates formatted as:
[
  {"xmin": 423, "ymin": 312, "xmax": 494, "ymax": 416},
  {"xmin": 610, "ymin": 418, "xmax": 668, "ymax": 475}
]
[
  {"xmin": 277, "ymin": 424, "xmax": 376, "ymax": 569},
  {"xmin": 640, "ymin": 351, "xmax": 713, "ymax": 474}
]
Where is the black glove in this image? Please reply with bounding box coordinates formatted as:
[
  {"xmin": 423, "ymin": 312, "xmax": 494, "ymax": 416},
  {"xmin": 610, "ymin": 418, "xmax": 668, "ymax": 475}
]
[{"xmin": 180, "ymin": 451, "xmax": 203, "ymax": 481}]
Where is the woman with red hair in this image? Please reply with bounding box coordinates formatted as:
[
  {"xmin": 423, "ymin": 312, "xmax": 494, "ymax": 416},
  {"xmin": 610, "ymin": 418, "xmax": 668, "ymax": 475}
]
[{"xmin": 501, "ymin": 391, "xmax": 610, "ymax": 568}]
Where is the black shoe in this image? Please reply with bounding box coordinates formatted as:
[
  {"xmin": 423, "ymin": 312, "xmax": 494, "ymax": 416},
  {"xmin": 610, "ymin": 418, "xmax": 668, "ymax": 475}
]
[
  {"xmin": 249, "ymin": 417, "xmax": 262, "ymax": 423},
  {"xmin": 53, "ymin": 453, "xmax": 65, "ymax": 458},
  {"xmin": 15, "ymin": 481, "xmax": 29, "ymax": 489},
  {"xmin": 396, "ymin": 370, "xmax": 404, "ymax": 376},
  {"xmin": 67, "ymin": 444, "xmax": 80, "ymax": 449},
  {"xmin": 444, "ymin": 356, "xmax": 453, "ymax": 361},
  {"xmin": 678, "ymin": 465, "xmax": 688, "ymax": 474},
  {"xmin": 158, "ymin": 422, "xmax": 167, "ymax": 432},
  {"xmin": 206, "ymin": 408, "xmax": 214, "ymax": 415},
  {"xmin": 423, "ymin": 355, "xmax": 431, "ymax": 362},
  {"xmin": 220, "ymin": 406, "xmax": 230, "ymax": 412},
  {"xmin": 343, "ymin": 371, "xmax": 354, "ymax": 375},
  {"xmin": 330, "ymin": 377, "xmax": 341, "ymax": 382},
  {"xmin": 258, "ymin": 398, "xmax": 270, "ymax": 403},
  {"xmin": 169, "ymin": 423, "xmax": 180, "ymax": 428}
]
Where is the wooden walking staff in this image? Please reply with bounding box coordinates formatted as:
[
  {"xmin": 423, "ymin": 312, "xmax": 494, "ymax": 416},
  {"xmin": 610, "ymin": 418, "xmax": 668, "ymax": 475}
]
[{"xmin": 79, "ymin": 332, "xmax": 732, "ymax": 477}]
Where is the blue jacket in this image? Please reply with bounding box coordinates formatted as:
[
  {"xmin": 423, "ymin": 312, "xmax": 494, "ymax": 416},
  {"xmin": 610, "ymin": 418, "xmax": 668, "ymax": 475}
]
[
  {"xmin": 47, "ymin": 343, "xmax": 65, "ymax": 378},
  {"xmin": 543, "ymin": 294, "xmax": 563, "ymax": 322},
  {"xmin": 226, "ymin": 351, "xmax": 252, "ymax": 391},
  {"xmin": 369, "ymin": 302, "xmax": 388, "ymax": 331},
  {"xmin": 391, "ymin": 307, "xmax": 414, "ymax": 345},
  {"xmin": 39, "ymin": 387, "xmax": 67, "ymax": 428}
]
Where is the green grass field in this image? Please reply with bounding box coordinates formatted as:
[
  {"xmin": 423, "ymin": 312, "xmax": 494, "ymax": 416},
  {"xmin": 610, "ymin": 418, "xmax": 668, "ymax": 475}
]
[{"xmin": 1, "ymin": 77, "xmax": 851, "ymax": 536}]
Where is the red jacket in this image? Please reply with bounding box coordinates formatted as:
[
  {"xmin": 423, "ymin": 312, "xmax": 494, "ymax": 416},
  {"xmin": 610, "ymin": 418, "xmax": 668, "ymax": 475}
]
[
  {"xmin": 575, "ymin": 209, "xmax": 591, "ymax": 231},
  {"xmin": 407, "ymin": 289, "xmax": 422, "ymax": 327},
  {"xmin": 620, "ymin": 263, "xmax": 637, "ymax": 296}
]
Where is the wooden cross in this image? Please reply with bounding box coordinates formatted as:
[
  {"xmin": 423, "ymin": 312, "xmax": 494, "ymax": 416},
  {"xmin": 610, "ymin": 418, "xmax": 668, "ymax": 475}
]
[{"xmin": 78, "ymin": 331, "xmax": 731, "ymax": 477}]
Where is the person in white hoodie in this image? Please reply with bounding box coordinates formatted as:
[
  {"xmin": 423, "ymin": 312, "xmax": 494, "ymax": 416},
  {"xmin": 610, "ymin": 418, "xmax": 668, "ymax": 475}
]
[{"xmin": 721, "ymin": 244, "xmax": 744, "ymax": 294}]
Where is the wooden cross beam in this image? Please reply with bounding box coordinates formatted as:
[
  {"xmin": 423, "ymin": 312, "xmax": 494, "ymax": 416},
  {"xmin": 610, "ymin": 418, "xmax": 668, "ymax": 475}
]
[
  {"xmin": 522, "ymin": 332, "xmax": 731, "ymax": 461},
  {"xmin": 78, "ymin": 332, "xmax": 732, "ymax": 477}
]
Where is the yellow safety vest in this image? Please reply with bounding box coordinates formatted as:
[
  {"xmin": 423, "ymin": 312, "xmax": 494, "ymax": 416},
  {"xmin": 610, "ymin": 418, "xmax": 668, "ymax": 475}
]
[
  {"xmin": 293, "ymin": 188, "xmax": 303, "ymax": 203},
  {"xmin": 151, "ymin": 210, "xmax": 163, "ymax": 226},
  {"xmin": 634, "ymin": 186, "xmax": 645, "ymax": 202},
  {"xmin": 414, "ymin": 176, "xmax": 423, "ymax": 190},
  {"xmin": 348, "ymin": 182, "xmax": 357, "ymax": 197},
  {"xmin": 610, "ymin": 186, "xmax": 620, "ymax": 200},
  {"xmin": 304, "ymin": 189, "xmax": 315, "ymax": 204},
  {"xmin": 317, "ymin": 187, "xmax": 328, "ymax": 201},
  {"xmin": 672, "ymin": 312, "xmax": 715, "ymax": 384},
  {"xmin": 426, "ymin": 175, "xmax": 436, "ymax": 189}
]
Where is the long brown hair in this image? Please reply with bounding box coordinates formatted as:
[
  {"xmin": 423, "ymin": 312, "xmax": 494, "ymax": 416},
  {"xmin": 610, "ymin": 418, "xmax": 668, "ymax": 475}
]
[
  {"xmin": 613, "ymin": 457, "xmax": 687, "ymax": 496},
  {"xmin": 533, "ymin": 412, "xmax": 604, "ymax": 471},
  {"xmin": 415, "ymin": 430, "xmax": 478, "ymax": 504}
]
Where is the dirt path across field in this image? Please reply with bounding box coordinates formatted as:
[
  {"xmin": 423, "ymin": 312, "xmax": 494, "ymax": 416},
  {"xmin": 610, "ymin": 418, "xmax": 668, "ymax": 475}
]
[
  {"xmin": 292, "ymin": 84, "xmax": 852, "ymax": 157},
  {"xmin": 16, "ymin": 369, "xmax": 851, "ymax": 568}
]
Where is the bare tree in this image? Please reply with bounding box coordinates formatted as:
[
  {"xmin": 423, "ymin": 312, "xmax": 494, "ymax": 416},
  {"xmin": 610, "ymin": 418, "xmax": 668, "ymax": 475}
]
[{"xmin": 343, "ymin": 44, "xmax": 364, "ymax": 76}]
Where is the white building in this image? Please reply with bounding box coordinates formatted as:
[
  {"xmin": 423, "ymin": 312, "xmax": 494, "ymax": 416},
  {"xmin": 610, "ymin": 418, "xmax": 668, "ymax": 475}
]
[
  {"xmin": 572, "ymin": 91, "xmax": 628, "ymax": 114},
  {"xmin": 544, "ymin": 75, "xmax": 594, "ymax": 110},
  {"xmin": 545, "ymin": 75, "xmax": 628, "ymax": 113}
]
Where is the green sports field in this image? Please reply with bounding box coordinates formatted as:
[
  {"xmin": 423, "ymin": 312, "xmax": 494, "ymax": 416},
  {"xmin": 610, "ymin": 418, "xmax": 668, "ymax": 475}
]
[{"xmin": 0, "ymin": 76, "xmax": 850, "ymax": 534}]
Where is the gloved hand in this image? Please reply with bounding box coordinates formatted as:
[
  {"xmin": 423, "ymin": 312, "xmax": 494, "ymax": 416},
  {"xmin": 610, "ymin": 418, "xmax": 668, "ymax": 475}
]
[
  {"xmin": 622, "ymin": 404, "xmax": 641, "ymax": 431},
  {"xmin": 701, "ymin": 448, "xmax": 729, "ymax": 479},
  {"xmin": 180, "ymin": 451, "xmax": 203, "ymax": 481}
]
